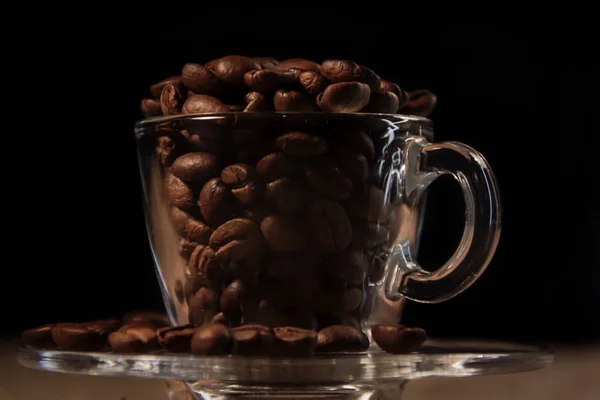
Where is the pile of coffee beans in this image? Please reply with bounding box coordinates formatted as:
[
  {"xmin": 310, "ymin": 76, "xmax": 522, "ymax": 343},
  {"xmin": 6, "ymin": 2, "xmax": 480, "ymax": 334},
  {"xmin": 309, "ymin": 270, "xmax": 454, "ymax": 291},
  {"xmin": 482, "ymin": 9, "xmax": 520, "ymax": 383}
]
[{"xmin": 21, "ymin": 312, "xmax": 426, "ymax": 356}]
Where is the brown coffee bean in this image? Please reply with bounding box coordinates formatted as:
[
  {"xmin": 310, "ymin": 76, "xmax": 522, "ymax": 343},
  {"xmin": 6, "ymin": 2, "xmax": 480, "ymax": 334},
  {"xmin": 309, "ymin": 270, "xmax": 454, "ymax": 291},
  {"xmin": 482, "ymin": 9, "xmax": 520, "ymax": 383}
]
[
  {"xmin": 123, "ymin": 312, "xmax": 169, "ymax": 328},
  {"xmin": 171, "ymin": 152, "xmax": 219, "ymax": 183},
  {"xmin": 327, "ymin": 249, "xmax": 368, "ymax": 287},
  {"xmin": 307, "ymin": 200, "xmax": 352, "ymax": 253},
  {"xmin": 313, "ymin": 288, "xmax": 363, "ymax": 314},
  {"xmin": 183, "ymin": 94, "xmax": 230, "ymax": 114},
  {"xmin": 335, "ymin": 128, "xmax": 375, "ymax": 162},
  {"xmin": 256, "ymin": 152, "xmax": 301, "ymax": 182},
  {"xmin": 206, "ymin": 55, "xmax": 257, "ymax": 87},
  {"xmin": 220, "ymin": 280, "xmax": 246, "ymax": 319},
  {"xmin": 51, "ymin": 321, "xmax": 115, "ymax": 351},
  {"xmin": 265, "ymin": 254, "xmax": 320, "ymax": 288},
  {"xmin": 371, "ymin": 324, "xmax": 427, "ymax": 354},
  {"xmin": 211, "ymin": 312, "xmax": 231, "ymax": 326},
  {"xmin": 379, "ymin": 80, "xmax": 408, "ymax": 108},
  {"xmin": 160, "ymin": 81, "xmax": 186, "ymax": 115},
  {"xmin": 141, "ymin": 98, "xmax": 163, "ymax": 117},
  {"xmin": 199, "ymin": 178, "xmax": 240, "ymax": 227},
  {"xmin": 399, "ymin": 89, "xmax": 437, "ymax": 117},
  {"xmin": 273, "ymin": 326, "xmax": 317, "ymax": 357},
  {"xmin": 275, "ymin": 58, "xmax": 320, "ymax": 71},
  {"xmin": 190, "ymin": 323, "xmax": 232, "ymax": 355},
  {"xmin": 361, "ymin": 91, "xmax": 400, "ymax": 114},
  {"xmin": 184, "ymin": 218, "xmax": 213, "ymax": 245},
  {"xmin": 156, "ymin": 134, "xmax": 184, "ymax": 166},
  {"xmin": 108, "ymin": 324, "xmax": 159, "ymax": 354},
  {"xmin": 174, "ymin": 280, "xmax": 185, "ymax": 304},
  {"xmin": 209, "ymin": 218, "xmax": 263, "ymax": 264},
  {"xmin": 157, "ymin": 325, "xmax": 195, "ymax": 352},
  {"xmin": 343, "ymin": 187, "xmax": 388, "ymax": 223},
  {"xmin": 298, "ymin": 70, "xmax": 329, "ymax": 94},
  {"xmin": 231, "ymin": 324, "xmax": 274, "ymax": 356},
  {"xmin": 21, "ymin": 324, "xmax": 57, "ymax": 349},
  {"xmin": 151, "ymin": 76, "xmax": 183, "ymax": 98},
  {"xmin": 244, "ymin": 69, "xmax": 298, "ymax": 92},
  {"xmin": 188, "ymin": 245, "xmax": 222, "ymax": 284},
  {"xmin": 221, "ymin": 164, "xmax": 262, "ymax": 205},
  {"xmin": 260, "ymin": 215, "xmax": 307, "ymax": 252},
  {"xmin": 265, "ymin": 178, "xmax": 308, "ymax": 213},
  {"xmin": 317, "ymin": 325, "xmax": 369, "ymax": 352},
  {"xmin": 184, "ymin": 270, "xmax": 213, "ymax": 303},
  {"xmin": 181, "ymin": 128, "xmax": 220, "ymax": 153},
  {"xmin": 182, "ymin": 63, "xmax": 223, "ymax": 95},
  {"xmin": 320, "ymin": 60, "xmax": 381, "ymax": 91},
  {"xmin": 304, "ymin": 157, "xmax": 352, "ymax": 200},
  {"xmin": 253, "ymin": 57, "xmax": 279, "ymax": 69},
  {"xmin": 351, "ymin": 221, "xmax": 390, "ymax": 249},
  {"xmin": 189, "ymin": 287, "xmax": 219, "ymax": 325},
  {"xmin": 164, "ymin": 172, "xmax": 195, "ymax": 211},
  {"xmin": 170, "ymin": 208, "xmax": 212, "ymax": 244},
  {"xmin": 276, "ymin": 132, "xmax": 327, "ymax": 156},
  {"xmin": 273, "ymin": 90, "xmax": 315, "ymax": 112},
  {"xmin": 244, "ymin": 91, "xmax": 273, "ymax": 112},
  {"xmin": 235, "ymin": 141, "xmax": 274, "ymax": 164},
  {"xmin": 331, "ymin": 144, "xmax": 369, "ymax": 182},
  {"xmin": 317, "ymin": 82, "xmax": 371, "ymax": 112},
  {"xmin": 243, "ymin": 207, "xmax": 269, "ymax": 225}
]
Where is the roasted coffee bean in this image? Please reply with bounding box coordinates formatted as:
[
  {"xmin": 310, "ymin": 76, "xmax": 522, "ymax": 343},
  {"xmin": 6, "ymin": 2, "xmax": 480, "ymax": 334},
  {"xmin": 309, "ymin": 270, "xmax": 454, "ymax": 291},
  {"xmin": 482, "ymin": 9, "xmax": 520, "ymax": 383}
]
[
  {"xmin": 51, "ymin": 320, "xmax": 118, "ymax": 351},
  {"xmin": 190, "ymin": 323, "xmax": 232, "ymax": 355},
  {"xmin": 188, "ymin": 245, "xmax": 222, "ymax": 284},
  {"xmin": 235, "ymin": 140, "xmax": 274, "ymax": 164},
  {"xmin": 379, "ymin": 80, "xmax": 408, "ymax": 108},
  {"xmin": 157, "ymin": 325, "xmax": 196, "ymax": 352},
  {"xmin": 307, "ymin": 200, "xmax": 352, "ymax": 253},
  {"xmin": 181, "ymin": 128, "xmax": 220, "ymax": 153},
  {"xmin": 231, "ymin": 126, "xmax": 268, "ymax": 148},
  {"xmin": 160, "ymin": 82, "xmax": 186, "ymax": 115},
  {"xmin": 244, "ymin": 91, "xmax": 273, "ymax": 112},
  {"xmin": 199, "ymin": 178, "xmax": 240, "ymax": 227},
  {"xmin": 220, "ymin": 280, "xmax": 246, "ymax": 319},
  {"xmin": 206, "ymin": 55, "xmax": 257, "ymax": 87},
  {"xmin": 151, "ymin": 76, "xmax": 183, "ymax": 98},
  {"xmin": 170, "ymin": 208, "xmax": 212, "ymax": 244},
  {"xmin": 265, "ymin": 254, "xmax": 321, "ymax": 288},
  {"xmin": 371, "ymin": 324, "xmax": 427, "ymax": 354},
  {"xmin": 221, "ymin": 164, "xmax": 262, "ymax": 205},
  {"xmin": 361, "ymin": 91, "xmax": 400, "ymax": 114},
  {"xmin": 317, "ymin": 82, "xmax": 371, "ymax": 112},
  {"xmin": 253, "ymin": 57, "xmax": 279, "ymax": 69},
  {"xmin": 209, "ymin": 218, "xmax": 263, "ymax": 264},
  {"xmin": 320, "ymin": 60, "xmax": 381, "ymax": 91},
  {"xmin": 335, "ymin": 128, "xmax": 375, "ymax": 162},
  {"xmin": 304, "ymin": 157, "xmax": 352, "ymax": 200},
  {"xmin": 156, "ymin": 134, "xmax": 184, "ymax": 166},
  {"xmin": 298, "ymin": 70, "xmax": 328, "ymax": 94},
  {"xmin": 171, "ymin": 152, "xmax": 219, "ymax": 183},
  {"xmin": 189, "ymin": 287, "xmax": 219, "ymax": 325},
  {"xmin": 244, "ymin": 69, "xmax": 298, "ymax": 92},
  {"xmin": 313, "ymin": 288, "xmax": 363, "ymax": 314},
  {"xmin": 183, "ymin": 94, "xmax": 230, "ymax": 114},
  {"xmin": 165, "ymin": 172, "xmax": 195, "ymax": 211},
  {"xmin": 265, "ymin": 178, "xmax": 309, "ymax": 213},
  {"xmin": 273, "ymin": 90, "xmax": 315, "ymax": 112},
  {"xmin": 343, "ymin": 187, "xmax": 388, "ymax": 223},
  {"xmin": 184, "ymin": 270, "xmax": 213, "ymax": 302},
  {"xmin": 275, "ymin": 58, "xmax": 320, "ymax": 71},
  {"xmin": 272, "ymin": 326, "xmax": 317, "ymax": 357},
  {"xmin": 327, "ymin": 249, "xmax": 368, "ymax": 287},
  {"xmin": 182, "ymin": 63, "xmax": 223, "ymax": 95},
  {"xmin": 211, "ymin": 312, "xmax": 231, "ymax": 326},
  {"xmin": 399, "ymin": 89, "xmax": 437, "ymax": 117},
  {"xmin": 108, "ymin": 324, "xmax": 159, "ymax": 354},
  {"xmin": 123, "ymin": 312, "xmax": 169, "ymax": 328},
  {"xmin": 256, "ymin": 152, "xmax": 301, "ymax": 181},
  {"xmin": 21, "ymin": 324, "xmax": 57, "ymax": 349},
  {"xmin": 174, "ymin": 280, "xmax": 185, "ymax": 304},
  {"xmin": 257, "ymin": 302, "xmax": 318, "ymax": 330},
  {"xmin": 260, "ymin": 214, "xmax": 307, "ymax": 252},
  {"xmin": 141, "ymin": 98, "xmax": 163, "ymax": 117},
  {"xmin": 231, "ymin": 324, "xmax": 274, "ymax": 356},
  {"xmin": 351, "ymin": 221, "xmax": 390, "ymax": 249},
  {"xmin": 317, "ymin": 325, "xmax": 369, "ymax": 352},
  {"xmin": 331, "ymin": 144, "xmax": 369, "ymax": 182},
  {"xmin": 276, "ymin": 132, "xmax": 327, "ymax": 156},
  {"xmin": 243, "ymin": 207, "xmax": 270, "ymax": 225}
]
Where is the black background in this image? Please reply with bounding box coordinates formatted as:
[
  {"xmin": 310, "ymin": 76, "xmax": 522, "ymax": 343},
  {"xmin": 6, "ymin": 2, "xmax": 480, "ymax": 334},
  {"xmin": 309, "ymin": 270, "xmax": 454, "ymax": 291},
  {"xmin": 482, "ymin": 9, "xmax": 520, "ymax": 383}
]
[{"xmin": 4, "ymin": 13, "xmax": 598, "ymax": 344}]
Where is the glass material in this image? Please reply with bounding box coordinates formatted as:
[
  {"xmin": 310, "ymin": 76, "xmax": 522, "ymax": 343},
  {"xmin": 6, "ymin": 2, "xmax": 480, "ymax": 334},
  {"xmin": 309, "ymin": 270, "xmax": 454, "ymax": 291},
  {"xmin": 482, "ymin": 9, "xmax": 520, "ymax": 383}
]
[{"xmin": 134, "ymin": 112, "xmax": 501, "ymax": 334}]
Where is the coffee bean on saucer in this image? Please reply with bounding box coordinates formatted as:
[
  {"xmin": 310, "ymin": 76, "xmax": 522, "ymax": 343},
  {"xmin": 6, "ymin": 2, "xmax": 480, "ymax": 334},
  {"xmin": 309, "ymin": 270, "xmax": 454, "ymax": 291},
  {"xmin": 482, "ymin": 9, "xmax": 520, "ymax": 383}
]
[
  {"xmin": 260, "ymin": 214, "xmax": 307, "ymax": 252},
  {"xmin": 274, "ymin": 90, "xmax": 315, "ymax": 112},
  {"xmin": 307, "ymin": 200, "xmax": 352, "ymax": 253},
  {"xmin": 151, "ymin": 76, "xmax": 183, "ymax": 98},
  {"xmin": 265, "ymin": 178, "xmax": 309, "ymax": 213},
  {"xmin": 253, "ymin": 57, "xmax": 279, "ymax": 69},
  {"xmin": 51, "ymin": 320, "xmax": 120, "ymax": 351},
  {"xmin": 123, "ymin": 312, "xmax": 170, "ymax": 329},
  {"xmin": 183, "ymin": 94, "xmax": 230, "ymax": 114},
  {"xmin": 320, "ymin": 60, "xmax": 381, "ymax": 91},
  {"xmin": 272, "ymin": 327, "xmax": 317, "ymax": 357},
  {"xmin": 157, "ymin": 325, "xmax": 196, "ymax": 352},
  {"xmin": 244, "ymin": 69, "xmax": 298, "ymax": 93},
  {"xmin": 371, "ymin": 324, "xmax": 427, "ymax": 354},
  {"xmin": 190, "ymin": 323, "xmax": 232, "ymax": 355},
  {"xmin": 164, "ymin": 172, "xmax": 196, "ymax": 211},
  {"xmin": 399, "ymin": 89, "xmax": 437, "ymax": 117},
  {"xmin": 316, "ymin": 325, "xmax": 369, "ymax": 352},
  {"xmin": 275, "ymin": 58, "xmax": 320, "ymax": 71},
  {"xmin": 304, "ymin": 157, "xmax": 352, "ymax": 201},
  {"xmin": 221, "ymin": 164, "xmax": 263, "ymax": 206},
  {"xmin": 171, "ymin": 152, "xmax": 219, "ymax": 183},
  {"xmin": 206, "ymin": 55, "xmax": 258, "ymax": 87},
  {"xmin": 317, "ymin": 82, "xmax": 371, "ymax": 112},
  {"xmin": 244, "ymin": 91, "xmax": 273, "ymax": 112},
  {"xmin": 160, "ymin": 81, "xmax": 186, "ymax": 115},
  {"xmin": 189, "ymin": 287, "xmax": 219, "ymax": 325},
  {"xmin": 182, "ymin": 63, "xmax": 223, "ymax": 95},
  {"xmin": 21, "ymin": 324, "xmax": 57, "ymax": 349},
  {"xmin": 141, "ymin": 98, "xmax": 163, "ymax": 117},
  {"xmin": 108, "ymin": 324, "xmax": 159, "ymax": 354},
  {"xmin": 379, "ymin": 80, "xmax": 408, "ymax": 108},
  {"xmin": 276, "ymin": 132, "xmax": 328, "ymax": 157},
  {"xmin": 199, "ymin": 178, "xmax": 240, "ymax": 228},
  {"xmin": 298, "ymin": 70, "xmax": 329, "ymax": 94},
  {"xmin": 231, "ymin": 324, "xmax": 274, "ymax": 356},
  {"xmin": 361, "ymin": 91, "xmax": 400, "ymax": 114}
]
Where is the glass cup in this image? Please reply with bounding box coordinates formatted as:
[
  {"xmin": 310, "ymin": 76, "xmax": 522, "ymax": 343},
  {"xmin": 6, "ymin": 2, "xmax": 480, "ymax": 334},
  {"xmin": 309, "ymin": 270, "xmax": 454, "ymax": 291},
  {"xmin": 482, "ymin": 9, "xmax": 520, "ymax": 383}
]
[{"xmin": 134, "ymin": 112, "xmax": 501, "ymax": 345}]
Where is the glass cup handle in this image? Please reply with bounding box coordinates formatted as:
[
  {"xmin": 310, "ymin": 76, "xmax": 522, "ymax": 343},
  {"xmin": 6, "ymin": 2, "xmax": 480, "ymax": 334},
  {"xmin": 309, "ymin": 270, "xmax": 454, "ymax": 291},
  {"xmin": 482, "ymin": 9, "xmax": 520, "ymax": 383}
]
[{"xmin": 385, "ymin": 136, "xmax": 502, "ymax": 303}]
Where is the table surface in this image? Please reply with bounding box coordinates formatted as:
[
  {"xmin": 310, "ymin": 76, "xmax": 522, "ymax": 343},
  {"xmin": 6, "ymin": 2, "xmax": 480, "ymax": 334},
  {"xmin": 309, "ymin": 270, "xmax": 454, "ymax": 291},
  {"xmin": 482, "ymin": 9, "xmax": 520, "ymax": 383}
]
[{"xmin": 1, "ymin": 341, "xmax": 599, "ymax": 400}]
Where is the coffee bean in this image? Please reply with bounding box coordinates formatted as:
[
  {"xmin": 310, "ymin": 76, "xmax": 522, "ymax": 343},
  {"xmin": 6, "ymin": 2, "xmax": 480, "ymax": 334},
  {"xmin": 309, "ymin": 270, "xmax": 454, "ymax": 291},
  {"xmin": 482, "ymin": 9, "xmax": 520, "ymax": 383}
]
[
  {"xmin": 206, "ymin": 55, "xmax": 257, "ymax": 87},
  {"xmin": 199, "ymin": 178, "xmax": 240, "ymax": 227},
  {"xmin": 160, "ymin": 81, "xmax": 186, "ymax": 115},
  {"xmin": 244, "ymin": 69, "xmax": 298, "ymax": 93},
  {"xmin": 317, "ymin": 82, "xmax": 371, "ymax": 113},
  {"xmin": 184, "ymin": 218, "xmax": 213, "ymax": 245},
  {"xmin": 231, "ymin": 324, "xmax": 274, "ymax": 356},
  {"xmin": 265, "ymin": 254, "xmax": 320, "ymax": 288},
  {"xmin": 272, "ymin": 326, "xmax": 317, "ymax": 357},
  {"xmin": 351, "ymin": 221, "xmax": 389, "ymax": 249},
  {"xmin": 243, "ymin": 207, "xmax": 270, "ymax": 225},
  {"xmin": 190, "ymin": 323, "xmax": 232, "ymax": 355},
  {"xmin": 156, "ymin": 133, "xmax": 184, "ymax": 166},
  {"xmin": 320, "ymin": 60, "xmax": 381, "ymax": 91},
  {"xmin": 327, "ymin": 249, "xmax": 368, "ymax": 287},
  {"xmin": 331, "ymin": 144, "xmax": 369, "ymax": 182},
  {"xmin": 171, "ymin": 152, "xmax": 219, "ymax": 183},
  {"xmin": 141, "ymin": 98, "xmax": 163, "ymax": 117},
  {"xmin": 260, "ymin": 215, "xmax": 307, "ymax": 252},
  {"xmin": 371, "ymin": 324, "xmax": 427, "ymax": 354},
  {"xmin": 335, "ymin": 128, "xmax": 375, "ymax": 162},
  {"xmin": 164, "ymin": 172, "xmax": 196, "ymax": 211},
  {"xmin": 317, "ymin": 325, "xmax": 369, "ymax": 352},
  {"xmin": 157, "ymin": 325, "xmax": 196, "ymax": 352},
  {"xmin": 211, "ymin": 312, "xmax": 231, "ymax": 326},
  {"xmin": 51, "ymin": 321, "xmax": 117, "ymax": 351},
  {"xmin": 220, "ymin": 280, "xmax": 246, "ymax": 319},
  {"xmin": 298, "ymin": 70, "xmax": 329, "ymax": 94},
  {"xmin": 174, "ymin": 280, "xmax": 185, "ymax": 304},
  {"xmin": 170, "ymin": 207, "xmax": 192, "ymax": 236},
  {"xmin": 21, "ymin": 324, "xmax": 57, "ymax": 349},
  {"xmin": 221, "ymin": 164, "xmax": 262, "ymax": 205},
  {"xmin": 276, "ymin": 132, "xmax": 327, "ymax": 156},
  {"xmin": 304, "ymin": 157, "xmax": 352, "ymax": 200},
  {"xmin": 184, "ymin": 269, "xmax": 213, "ymax": 303},
  {"xmin": 313, "ymin": 288, "xmax": 363, "ymax": 314},
  {"xmin": 399, "ymin": 89, "xmax": 437, "ymax": 117},
  {"xmin": 182, "ymin": 63, "xmax": 223, "ymax": 95},
  {"xmin": 183, "ymin": 94, "xmax": 230, "ymax": 114},
  {"xmin": 236, "ymin": 141, "xmax": 274, "ymax": 164},
  {"xmin": 188, "ymin": 245, "xmax": 222, "ymax": 284},
  {"xmin": 123, "ymin": 312, "xmax": 169, "ymax": 329},
  {"xmin": 209, "ymin": 218, "xmax": 263, "ymax": 265},
  {"xmin": 307, "ymin": 200, "xmax": 352, "ymax": 253},
  {"xmin": 253, "ymin": 57, "xmax": 279, "ymax": 69},
  {"xmin": 379, "ymin": 80, "xmax": 408, "ymax": 108},
  {"xmin": 265, "ymin": 178, "xmax": 309, "ymax": 213},
  {"xmin": 343, "ymin": 187, "xmax": 388, "ymax": 223},
  {"xmin": 108, "ymin": 324, "xmax": 159, "ymax": 354},
  {"xmin": 256, "ymin": 152, "xmax": 302, "ymax": 181},
  {"xmin": 275, "ymin": 58, "xmax": 320, "ymax": 71},
  {"xmin": 189, "ymin": 287, "xmax": 219, "ymax": 325},
  {"xmin": 361, "ymin": 91, "xmax": 400, "ymax": 114},
  {"xmin": 151, "ymin": 76, "xmax": 183, "ymax": 98},
  {"xmin": 244, "ymin": 91, "xmax": 273, "ymax": 112},
  {"xmin": 273, "ymin": 90, "xmax": 315, "ymax": 112}
]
